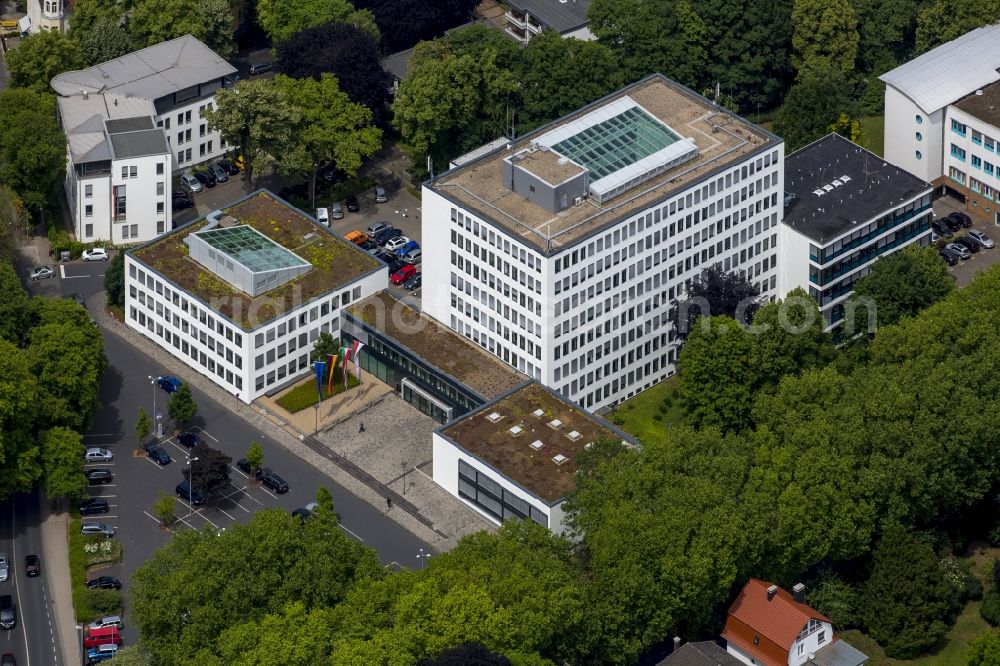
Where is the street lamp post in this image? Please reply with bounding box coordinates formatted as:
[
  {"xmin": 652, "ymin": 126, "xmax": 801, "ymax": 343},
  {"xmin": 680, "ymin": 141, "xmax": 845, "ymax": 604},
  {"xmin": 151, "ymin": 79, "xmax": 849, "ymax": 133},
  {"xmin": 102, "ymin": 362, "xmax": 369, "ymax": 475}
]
[
  {"xmin": 185, "ymin": 456, "xmax": 199, "ymax": 519},
  {"xmin": 416, "ymin": 548, "xmax": 430, "ymax": 570},
  {"xmin": 148, "ymin": 375, "xmax": 162, "ymax": 437},
  {"xmin": 401, "ymin": 461, "xmax": 408, "ymax": 496}
]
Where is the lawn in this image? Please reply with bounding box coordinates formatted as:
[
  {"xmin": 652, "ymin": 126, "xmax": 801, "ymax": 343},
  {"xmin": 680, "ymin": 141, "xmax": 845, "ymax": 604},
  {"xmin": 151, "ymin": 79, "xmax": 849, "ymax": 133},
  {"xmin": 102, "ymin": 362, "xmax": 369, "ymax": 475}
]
[
  {"xmin": 606, "ymin": 376, "xmax": 686, "ymax": 444},
  {"xmin": 860, "ymin": 116, "xmax": 885, "ymax": 156},
  {"xmin": 275, "ymin": 372, "xmax": 360, "ymax": 413}
]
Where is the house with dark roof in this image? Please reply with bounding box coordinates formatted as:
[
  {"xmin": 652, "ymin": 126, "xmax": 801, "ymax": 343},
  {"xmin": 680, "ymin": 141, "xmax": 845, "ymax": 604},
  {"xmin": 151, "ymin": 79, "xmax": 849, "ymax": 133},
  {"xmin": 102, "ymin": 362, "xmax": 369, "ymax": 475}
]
[
  {"xmin": 722, "ymin": 579, "xmax": 867, "ymax": 666},
  {"xmin": 504, "ymin": 0, "xmax": 594, "ymax": 43},
  {"xmin": 657, "ymin": 641, "xmax": 744, "ymax": 666}
]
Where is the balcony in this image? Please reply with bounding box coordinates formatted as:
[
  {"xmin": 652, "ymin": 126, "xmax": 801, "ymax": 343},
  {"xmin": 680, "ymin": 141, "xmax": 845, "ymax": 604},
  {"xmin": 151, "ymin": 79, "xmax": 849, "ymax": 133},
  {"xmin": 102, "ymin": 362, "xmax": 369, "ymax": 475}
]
[
  {"xmin": 505, "ymin": 23, "xmax": 528, "ymax": 42},
  {"xmin": 505, "ymin": 10, "xmax": 526, "ymax": 28},
  {"xmin": 526, "ymin": 16, "xmax": 543, "ymax": 33}
]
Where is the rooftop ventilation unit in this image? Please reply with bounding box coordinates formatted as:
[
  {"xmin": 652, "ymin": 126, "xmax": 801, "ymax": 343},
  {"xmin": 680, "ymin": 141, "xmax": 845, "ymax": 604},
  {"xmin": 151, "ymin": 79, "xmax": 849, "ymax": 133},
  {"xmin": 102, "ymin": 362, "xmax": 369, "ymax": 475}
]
[
  {"xmin": 841, "ymin": 175, "xmax": 852, "ymax": 182},
  {"xmin": 813, "ymin": 189, "xmax": 825, "ymax": 196},
  {"xmin": 831, "ymin": 179, "xmax": 843, "ymax": 187},
  {"xmin": 552, "ymin": 454, "xmax": 568, "ymax": 465},
  {"xmin": 509, "ymin": 425, "xmax": 523, "ymax": 436},
  {"xmin": 530, "ymin": 440, "xmax": 544, "ymax": 450},
  {"xmin": 567, "ymin": 430, "xmax": 582, "ymax": 441},
  {"xmin": 547, "ymin": 419, "xmax": 563, "ymax": 430},
  {"xmin": 532, "ymin": 409, "xmax": 545, "ymax": 418},
  {"xmin": 823, "ymin": 184, "xmax": 834, "ymax": 192},
  {"xmin": 486, "ymin": 412, "xmax": 503, "ymax": 423}
]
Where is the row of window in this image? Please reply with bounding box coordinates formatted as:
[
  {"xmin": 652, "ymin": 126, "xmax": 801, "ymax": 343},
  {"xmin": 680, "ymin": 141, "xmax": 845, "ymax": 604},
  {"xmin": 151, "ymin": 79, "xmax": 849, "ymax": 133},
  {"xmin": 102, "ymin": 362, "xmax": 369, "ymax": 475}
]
[
  {"xmin": 808, "ymin": 195, "xmax": 931, "ymax": 264},
  {"xmin": 451, "ymin": 290, "xmax": 541, "ymax": 360},
  {"xmin": 251, "ymin": 288, "xmax": 361, "ymax": 349},
  {"xmin": 450, "ymin": 230, "xmax": 542, "ymax": 295},
  {"xmin": 457, "ymin": 460, "xmax": 547, "ymax": 527},
  {"xmin": 451, "ymin": 210, "xmax": 542, "ymax": 275},
  {"xmin": 450, "ymin": 314, "xmax": 540, "ymax": 380}
]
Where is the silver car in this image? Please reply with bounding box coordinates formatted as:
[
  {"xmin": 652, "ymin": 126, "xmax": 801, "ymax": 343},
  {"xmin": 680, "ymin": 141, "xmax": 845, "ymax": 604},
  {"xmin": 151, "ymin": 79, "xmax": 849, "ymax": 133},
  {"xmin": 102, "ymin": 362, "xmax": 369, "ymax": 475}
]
[
  {"xmin": 374, "ymin": 185, "xmax": 388, "ymax": 203},
  {"xmin": 180, "ymin": 174, "xmax": 202, "ymax": 194},
  {"xmin": 945, "ymin": 242, "xmax": 971, "ymax": 259},
  {"xmin": 29, "ymin": 266, "xmax": 55, "ymax": 281},
  {"xmin": 84, "ymin": 447, "xmax": 113, "ymax": 462},
  {"xmin": 80, "ymin": 523, "xmax": 115, "ymax": 538},
  {"xmin": 0, "ymin": 554, "xmax": 8, "ymax": 582},
  {"xmin": 330, "ymin": 201, "xmax": 344, "ymax": 219},
  {"xmin": 88, "ymin": 615, "xmax": 123, "ymax": 630},
  {"xmin": 968, "ymin": 229, "xmax": 996, "ymax": 249}
]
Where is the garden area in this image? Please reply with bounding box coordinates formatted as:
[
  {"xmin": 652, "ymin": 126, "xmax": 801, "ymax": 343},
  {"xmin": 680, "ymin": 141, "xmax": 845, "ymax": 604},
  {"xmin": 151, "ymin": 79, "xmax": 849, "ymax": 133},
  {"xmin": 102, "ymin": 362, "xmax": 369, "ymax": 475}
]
[
  {"xmin": 275, "ymin": 339, "xmax": 361, "ymax": 413},
  {"xmin": 68, "ymin": 517, "xmax": 123, "ymax": 621},
  {"xmin": 606, "ymin": 376, "xmax": 686, "ymax": 445}
]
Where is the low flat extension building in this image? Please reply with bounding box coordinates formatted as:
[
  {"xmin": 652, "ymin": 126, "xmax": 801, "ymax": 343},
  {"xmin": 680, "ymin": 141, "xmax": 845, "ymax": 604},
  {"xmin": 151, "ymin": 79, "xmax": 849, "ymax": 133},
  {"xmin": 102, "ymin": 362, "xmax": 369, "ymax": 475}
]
[
  {"xmin": 779, "ymin": 133, "xmax": 932, "ymax": 330},
  {"xmin": 125, "ymin": 191, "xmax": 386, "ymax": 404},
  {"xmin": 433, "ymin": 381, "xmax": 636, "ymax": 533}
]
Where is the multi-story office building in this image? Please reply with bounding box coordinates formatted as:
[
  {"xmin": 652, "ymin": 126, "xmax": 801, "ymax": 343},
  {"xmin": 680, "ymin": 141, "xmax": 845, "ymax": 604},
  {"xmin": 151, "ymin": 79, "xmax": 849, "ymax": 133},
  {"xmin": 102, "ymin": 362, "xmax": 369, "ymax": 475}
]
[
  {"xmin": 124, "ymin": 191, "xmax": 386, "ymax": 404},
  {"xmin": 504, "ymin": 0, "xmax": 594, "ymax": 44},
  {"xmin": 779, "ymin": 133, "xmax": 933, "ymax": 330},
  {"xmin": 881, "ymin": 23, "xmax": 1000, "ymax": 223},
  {"xmin": 24, "ymin": 0, "xmax": 68, "ymax": 34},
  {"xmin": 52, "ymin": 35, "xmax": 237, "ymax": 201},
  {"xmin": 422, "ymin": 73, "xmax": 783, "ymax": 411}
]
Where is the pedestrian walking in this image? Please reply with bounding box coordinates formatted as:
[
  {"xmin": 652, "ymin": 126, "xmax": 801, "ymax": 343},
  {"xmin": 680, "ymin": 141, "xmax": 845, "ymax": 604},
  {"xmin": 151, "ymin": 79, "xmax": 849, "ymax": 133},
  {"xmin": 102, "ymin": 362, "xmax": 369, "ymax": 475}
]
[
  {"xmin": 386, "ymin": 497, "xmax": 392, "ymax": 509},
  {"xmin": 359, "ymin": 422, "xmax": 365, "ymax": 433}
]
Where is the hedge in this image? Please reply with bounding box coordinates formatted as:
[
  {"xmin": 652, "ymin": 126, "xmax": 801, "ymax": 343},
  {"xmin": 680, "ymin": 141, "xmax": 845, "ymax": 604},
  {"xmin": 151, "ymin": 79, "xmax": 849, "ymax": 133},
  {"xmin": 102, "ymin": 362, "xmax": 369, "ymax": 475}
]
[
  {"xmin": 69, "ymin": 517, "xmax": 123, "ymax": 620},
  {"xmin": 276, "ymin": 374, "xmax": 360, "ymax": 413}
]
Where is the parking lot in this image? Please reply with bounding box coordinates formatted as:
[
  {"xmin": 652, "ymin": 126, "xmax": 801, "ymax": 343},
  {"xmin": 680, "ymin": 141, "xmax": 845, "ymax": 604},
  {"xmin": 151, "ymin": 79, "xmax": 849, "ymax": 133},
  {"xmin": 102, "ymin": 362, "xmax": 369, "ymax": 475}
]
[{"xmin": 933, "ymin": 196, "xmax": 1000, "ymax": 286}]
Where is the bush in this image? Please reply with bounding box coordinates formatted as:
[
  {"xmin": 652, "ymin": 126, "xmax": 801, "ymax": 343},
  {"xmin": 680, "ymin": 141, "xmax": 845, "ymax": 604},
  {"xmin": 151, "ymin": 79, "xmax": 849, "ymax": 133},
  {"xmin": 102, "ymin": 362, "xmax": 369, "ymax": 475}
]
[
  {"xmin": 983, "ymin": 588, "xmax": 1000, "ymax": 626},
  {"xmin": 85, "ymin": 588, "xmax": 123, "ymax": 615},
  {"xmin": 275, "ymin": 373, "xmax": 360, "ymax": 413},
  {"xmin": 807, "ymin": 571, "xmax": 861, "ymax": 628},
  {"xmin": 68, "ymin": 517, "xmax": 91, "ymax": 621},
  {"xmin": 940, "ymin": 556, "xmax": 982, "ymax": 602}
]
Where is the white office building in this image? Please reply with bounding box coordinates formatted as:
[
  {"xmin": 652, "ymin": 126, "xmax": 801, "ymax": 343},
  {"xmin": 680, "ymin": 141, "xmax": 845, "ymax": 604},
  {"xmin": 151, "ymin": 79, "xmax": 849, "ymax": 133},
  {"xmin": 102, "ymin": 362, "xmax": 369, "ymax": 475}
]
[
  {"xmin": 881, "ymin": 23, "xmax": 1000, "ymax": 223},
  {"xmin": 779, "ymin": 133, "xmax": 933, "ymax": 330},
  {"xmin": 422, "ymin": 73, "xmax": 784, "ymax": 411},
  {"xmin": 124, "ymin": 191, "xmax": 386, "ymax": 404},
  {"xmin": 52, "ymin": 36, "xmax": 237, "ymax": 243}
]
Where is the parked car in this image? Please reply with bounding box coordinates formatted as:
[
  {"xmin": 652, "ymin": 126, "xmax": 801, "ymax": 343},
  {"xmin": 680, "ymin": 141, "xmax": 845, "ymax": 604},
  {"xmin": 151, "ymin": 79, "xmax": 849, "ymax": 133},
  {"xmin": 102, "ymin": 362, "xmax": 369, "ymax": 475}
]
[
  {"xmin": 402, "ymin": 249, "xmax": 422, "ymax": 265},
  {"xmin": 0, "ymin": 554, "xmax": 8, "ymax": 583},
  {"xmin": 88, "ymin": 616, "xmax": 123, "ymax": 631},
  {"xmin": 366, "ymin": 221, "xmax": 391, "ymax": 237},
  {"xmin": 157, "ymin": 376, "xmax": 183, "ymax": 393},
  {"xmin": 178, "ymin": 430, "xmax": 201, "ymax": 448},
  {"xmin": 391, "ymin": 265, "xmax": 418, "ymax": 285},
  {"xmin": 316, "ymin": 208, "xmax": 330, "ymax": 227},
  {"xmin": 175, "ymin": 480, "xmax": 204, "ymax": 506},
  {"xmin": 235, "ymin": 458, "xmax": 260, "ymax": 478},
  {"xmin": 954, "ymin": 236, "xmax": 981, "ymax": 253},
  {"xmin": 81, "ymin": 523, "xmax": 115, "ymax": 538},
  {"xmin": 83, "ymin": 626, "xmax": 121, "ymax": 648},
  {"xmin": 375, "ymin": 227, "xmax": 403, "ymax": 246},
  {"xmin": 84, "ymin": 448, "xmax": 113, "ymax": 462},
  {"xmin": 951, "ymin": 210, "xmax": 973, "ymax": 228},
  {"xmin": 194, "ymin": 171, "xmax": 216, "ymax": 188},
  {"xmin": 945, "ymin": 242, "xmax": 971, "ymax": 259},
  {"xmin": 374, "ymin": 185, "xmax": 388, "ymax": 203},
  {"xmin": 386, "ymin": 257, "xmax": 407, "ymax": 274},
  {"xmin": 1, "ymin": 653, "xmax": 14, "ymax": 665},
  {"xmin": 248, "ymin": 62, "xmax": 272, "ymax": 75},
  {"xmin": 23, "ymin": 556, "xmax": 38, "ymax": 577},
  {"xmin": 968, "ymin": 229, "xmax": 996, "ymax": 248},
  {"xmin": 180, "ymin": 174, "xmax": 202, "ymax": 194},
  {"xmin": 172, "ymin": 195, "xmax": 194, "ymax": 212},
  {"xmin": 85, "ymin": 644, "xmax": 118, "ymax": 663},
  {"xmin": 931, "ymin": 220, "xmax": 954, "ymax": 239},
  {"xmin": 330, "ymin": 201, "xmax": 344, "ymax": 219},
  {"xmin": 292, "ymin": 502, "xmax": 319, "ymax": 521},
  {"xmin": 385, "ymin": 236, "xmax": 409, "ymax": 252},
  {"xmin": 209, "ymin": 163, "xmax": 229, "ymax": 183},
  {"xmin": 86, "ymin": 576, "xmax": 121, "ymax": 590},
  {"xmin": 145, "ymin": 442, "xmax": 172, "ymax": 466},
  {"xmin": 85, "ymin": 469, "xmax": 113, "ymax": 485},
  {"xmin": 218, "ymin": 158, "xmax": 240, "ymax": 175},
  {"xmin": 359, "ymin": 239, "xmax": 379, "ymax": 251},
  {"xmin": 345, "ymin": 195, "xmax": 360, "ymax": 212},
  {"xmin": 0, "ymin": 596, "xmax": 15, "ymax": 630},
  {"xmin": 403, "ymin": 273, "xmax": 422, "ymax": 291},
  {"xmin": 29, "ymin": 266, "xmax": 55, "ymax": 281},
  {"xmin": 82, "ymin": 248, "xmax": 108, "ymax": 262},
  {"xmin": 79, "ymin": 498, "xmax": 109, "ymax": 516},
  {"xmin": 394, "ymin": 240, "xmax": 419, "ymax": 257},
  {"xmin": 345, "ymin": 230, "xmax": 369, "ymax": 244},
  {"xmin": 319, "ymin": 164, "xmax": 342, "ymax": 183},
  {"xmin": 942, "ymin": 214, "xmax": 964, "ymax": 232},
  {"xmin": 259, "ymin": 469, "xmax": 289, "ymax": 494}
]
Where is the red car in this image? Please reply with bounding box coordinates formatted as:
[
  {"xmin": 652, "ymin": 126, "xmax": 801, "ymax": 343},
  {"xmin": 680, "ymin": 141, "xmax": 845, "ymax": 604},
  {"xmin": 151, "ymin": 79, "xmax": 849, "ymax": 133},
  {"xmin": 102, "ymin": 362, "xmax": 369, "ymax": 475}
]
[{"xmin": 390, "ymin": 265, "xmax": 417, "ymax": 285}]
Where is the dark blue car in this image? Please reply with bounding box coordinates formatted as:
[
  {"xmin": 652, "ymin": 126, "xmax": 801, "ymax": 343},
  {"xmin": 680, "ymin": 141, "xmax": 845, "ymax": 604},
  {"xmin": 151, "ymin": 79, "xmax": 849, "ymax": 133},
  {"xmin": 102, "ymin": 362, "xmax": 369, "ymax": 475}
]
[
  {"xmin": 178, "ymin": 430, "xmax": 201, "ymax": 448},
  {"xmin": 144, "ymin": 442, "xmax": 172, "ymax": 466},
  {"xmin": 157, "ymin": 376, "xmax": 182, "ymax": 393}
]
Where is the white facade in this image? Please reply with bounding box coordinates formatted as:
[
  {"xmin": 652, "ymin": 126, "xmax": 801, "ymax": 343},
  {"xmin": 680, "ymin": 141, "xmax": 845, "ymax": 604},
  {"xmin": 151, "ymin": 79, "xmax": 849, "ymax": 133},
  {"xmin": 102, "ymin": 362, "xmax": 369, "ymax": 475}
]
[
  {"xmin": 422, "ymin": 146, "xmax": 784, "ymax": 411},
  {"xmin": 884, "ymin": 84, "xmax": 945, "ymax": 184},
  {"xmin": 25, "ymin": 0, "xmax": 67, "ymax": 33},
  {"xmin": 942, "ymin": 105, "xmax": 1000, "ymax": 214},
  {"xmin": 124, "ymin": 241, "xmax": 386, "ymax": 405},
  {"xmin": 725, "ymin": 619, "xmax": 835, "ymax": 666},
  {"xmin": 160, "ymin": 98, "xmax": 229, "ymax": 172},
  {"xmin": 432, "ymin": 432, "xmax": 565, "ymax": 533}
]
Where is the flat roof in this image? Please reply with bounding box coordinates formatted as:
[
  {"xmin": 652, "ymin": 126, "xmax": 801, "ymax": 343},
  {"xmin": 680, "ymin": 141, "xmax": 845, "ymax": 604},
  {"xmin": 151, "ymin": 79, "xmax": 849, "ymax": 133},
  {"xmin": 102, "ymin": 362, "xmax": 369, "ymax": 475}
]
[
  {"xmin": 954, "ymin": 79, "xmax": 1000, "ymax": 128},
  {"xmin": 782, "ymin": 134, "xmax": 931, "ymax": 244},
  {"xmin": 511, "ymin": 148, "xmax": 586, "ymax": 185},
  {"xmin": 439, "ymin": 382, "xmax": 635, "ymax": 503},
  {"xmin": 508, "ymin": 0, "xmax": 591, "ymax": 32},
  {"xmin": 195, "ymin": 225, "xmax": 310, "ymax": 273},
  {"xmin": 131, "ymin": 191, "xmax": 382, "ymax": 330},
  {"xmin": 108, "ymin": 127, "xmax": 168, "ymax": 159},
  {"xmin": 348, "ymin": 291, "xmax": 526, "ymax": 400},
  {"xmin": 430, "ymin": 73, "xmax": 777, "ymax": 254}
]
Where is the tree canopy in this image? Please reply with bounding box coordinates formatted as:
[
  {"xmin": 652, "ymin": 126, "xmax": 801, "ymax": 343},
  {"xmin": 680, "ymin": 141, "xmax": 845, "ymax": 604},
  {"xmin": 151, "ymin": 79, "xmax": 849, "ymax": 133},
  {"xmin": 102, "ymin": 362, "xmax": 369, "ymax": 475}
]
[
  {"xmin": 0, "ymin": 88, "xmax": 67, "ymax": 209},
  {"xmin": 851, "ymin": 244, "xmax": 955, "ymax": 327},
  {"xmin": 256, "ymin": 0, "xmax": 377, "ymax": 44},
  {"xmin": 128, "ymin": 0, "xmax": 234, "ymax": 57},
  {"xmin": 355, "ymin": 0, "xmax": 478, "ymax": 53},
  {"xmin": 5, "ymin": 31, "xmax": 82, "ymax": 91}
]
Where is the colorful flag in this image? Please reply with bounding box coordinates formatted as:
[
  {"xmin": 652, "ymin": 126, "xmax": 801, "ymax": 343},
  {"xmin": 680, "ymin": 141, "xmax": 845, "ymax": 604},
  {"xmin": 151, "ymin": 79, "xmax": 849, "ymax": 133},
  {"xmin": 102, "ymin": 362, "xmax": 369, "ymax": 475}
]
[
  {"xmin": 312, "ymin": 361, "xmax": 326, "ymax": 404},
  {"xmin": 340, "ymin": 346, "xmax": 352, "ymax": 388},
  {"xmin": 352, "ymin": 340, "xmax": 365, "ymax": 383},
  {"xmin": 327, "ymin": 354, "xmax": 338, "ymax": 394}
]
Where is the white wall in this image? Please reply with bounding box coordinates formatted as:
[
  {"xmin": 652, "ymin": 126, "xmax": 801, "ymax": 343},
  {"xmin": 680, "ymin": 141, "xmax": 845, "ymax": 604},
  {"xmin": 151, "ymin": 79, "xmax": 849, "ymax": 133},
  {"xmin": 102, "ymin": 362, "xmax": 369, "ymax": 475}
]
[
  {"xmin": 777, "ymin": 223, "xmax": 813, "ymax": 297},
  {"xmin": 884, "ymin": 85, "xmax": 944, "ymax": 182},
  {"xmin": 789, "ymin": 621, "xmax": 834, "ymax": 666},
  {"xmin": 72, "ymin": 174, "xmax": 113, "ymax": 242},
  {"xmin": 110, "ymin": 153, "xmax": 172, "ymax": 243},
  {"xmin": 160, "ymin": 98, "xmax": 229, "ymax": 172}
]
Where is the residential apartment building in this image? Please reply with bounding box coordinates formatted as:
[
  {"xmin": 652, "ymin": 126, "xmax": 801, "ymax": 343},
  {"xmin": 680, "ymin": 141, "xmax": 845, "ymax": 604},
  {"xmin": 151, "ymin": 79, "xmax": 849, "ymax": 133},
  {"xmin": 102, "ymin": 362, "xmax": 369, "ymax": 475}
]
[
  {"xmin": 52, "ymin": 35, "xmax": 237, "ymax": 172},
  {"xmin": 24, "ymin": 0, "xmax": 68, "ymax": 34},
  {"xmin": 881, "ymin": 23, "xmax": 1000, "ymax": 222},
  {"xmin": 422, "ymin": 73, "xmax": 783, "ymax": 411},
  {"xmin": 779, "ymin": 134, "xmax": 933, "ymax": 330},
  {"xmin": 505, "ymin": 0, "xmax": 594, "ymax": 43},
  {"xmin": 124, "ymin": 191, "xmax": 386, "ymax": 404}
]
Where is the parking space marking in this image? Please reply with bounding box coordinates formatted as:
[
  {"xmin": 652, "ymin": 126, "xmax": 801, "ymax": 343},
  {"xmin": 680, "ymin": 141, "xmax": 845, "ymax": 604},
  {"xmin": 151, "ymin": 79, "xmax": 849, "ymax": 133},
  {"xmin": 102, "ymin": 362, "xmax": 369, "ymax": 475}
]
[
  {"xmin": 226, "ymin": 485, "xmax": 263, "ymax": 508},
  {"xmin": 142, "ymin": 457, "xmax": 168, "ymax": 469},
  {"xmin": 189, "ymin": 426, "xmax": 218, "ymax": 443},
  {"xmin": 339, "ymin": 523, "xmax": 363, "ymax": 541}
]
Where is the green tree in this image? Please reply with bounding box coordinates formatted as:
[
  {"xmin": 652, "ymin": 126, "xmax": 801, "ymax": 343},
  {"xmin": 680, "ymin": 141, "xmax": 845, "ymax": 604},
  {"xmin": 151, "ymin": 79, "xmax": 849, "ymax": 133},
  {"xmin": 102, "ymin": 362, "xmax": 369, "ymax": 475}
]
[
  {"xmin": 190, "ymin": 442, "xmax": 231, "ymax": 501},
  {"xmin": 851, "ymin": 0, "xmax": 919, "ymax": 74},
  {"xmin": 677, "ymin": 315, "xmax": 758, "ymax": 433},
  {"xmin": 106, "ymin": 644, "xmax": 155, "ymax": 665},
  {"xmin": 77, "ymin": 15, "xmax": 136, "ymax": 66},
  {"xmin": 256, "ymin": 0, "xmax": 377, "ymax": 43},
  {"xmin": 862, "ymin": 526, "xmax": 961, "ymax": 659},
  {"xmin": 915, "ymin": 0, "xmax": 1000, "ymax": 54},
  {"xmin": 40, "ymin": 427, "xmax": 86, "ymax": 500},
  {"xmin": 516, "ymin": 32, "xmax": 624, "ymax": 128},
  {"xmin": 129, "ymin": 0, "xmax": 235, "ymax": 57},
  {"xmin": 153, "ymin": 491, "xmax": 176, "ymax": 526},
  {"xmin": 272, "ymin": 74, "xmax": 382, "ymax": 208},
  {"xmin": 828, "ymin": 112, "xmax": 866, "ymax": 145},
  {"xmin": 750, "ymin": 288, "xmax": 835, "ymax": 391},
  {"xmin": 772, "ymin": 70, "xmax": 854, "ymax": 151},
  {"xmin": 6, "ymin": 31, "xmax": 82, "ymax": 91},
  {"xmin": 310, "ymin": 332, "xmax": 340, "ymax": 362},
  {"xmin": 69, "ymin": 0, "xmax": 132, "ymax": 35},
  {"xmin": 851, "ymin": 244, "xmax": 954, "ymax": 328},
  {"xmin": 135, "ymin": 407, "xmax": 151, "ymax": 449},
  {"xmin": 0, "ymin": 186, "xmax": 30, "ymax": 265},
  {"xmin": 245, "ymin": 441, "xmax": 263, "ymax": 480},
  {"xmin": 0, "ymin": 88, "xmax": 67, "ymax": 209},
  {"xmin": 968, "ymin": 629, "xmax": 1000, "ymax": 666},
  {"xmin": 0, "ymin": 262, "xmax": 31, "ymax": 345},
  {"xmin": 167, "ymin": 383, "xmax": 198, "ymax": 428},
  {"xmin": 0, "ymin": 341, "xmax": 43, "ymax": 498},
  {"xmin": 791, "ymin": 0, "xmax": 859, "ymax": 80},
  {"xmin": 204, "ymin": 79, "xmax": 299, "ymax": 187},
  {"xmin": 216, "ymin": 602, "xmax": 339, "ymax": 666},
  {"xmin": 104, "ymin": 251, "xmax": 125, "ymax": 309},
  {"xmin": 806, "ymin": 570, "xmax": 861, "ymax": 628}
]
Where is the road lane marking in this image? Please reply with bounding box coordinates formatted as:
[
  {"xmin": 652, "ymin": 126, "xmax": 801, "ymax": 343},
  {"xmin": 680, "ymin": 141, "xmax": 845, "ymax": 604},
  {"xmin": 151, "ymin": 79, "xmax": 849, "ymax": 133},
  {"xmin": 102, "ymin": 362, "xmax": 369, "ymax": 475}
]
[
  {"xmin": 10, "ymin": 503, "xmax": 30, "ymax": 666},
  {"xmin": 338, "ymin": 523, "xmax": 363, "ymax": 541}
]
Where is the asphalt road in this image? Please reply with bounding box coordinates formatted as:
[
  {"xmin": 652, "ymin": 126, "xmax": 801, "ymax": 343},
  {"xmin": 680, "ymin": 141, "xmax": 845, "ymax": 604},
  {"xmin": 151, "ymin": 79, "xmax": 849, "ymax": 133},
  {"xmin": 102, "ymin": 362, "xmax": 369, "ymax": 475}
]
[
  {"xmin": 22, "ymin": 254, "xmax": 432, "ymax": 645},
  {"xmin": 0, "ymin": 492, "xmax": 63, "ymax": 666}
]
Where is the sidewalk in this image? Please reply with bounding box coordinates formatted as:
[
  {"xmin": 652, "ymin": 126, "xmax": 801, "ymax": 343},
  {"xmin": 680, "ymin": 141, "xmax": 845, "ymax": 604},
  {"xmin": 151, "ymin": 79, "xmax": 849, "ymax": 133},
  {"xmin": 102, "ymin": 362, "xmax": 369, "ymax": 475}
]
[
  {"xmin": 39, "ymin": 501, "xmax": 79, "ymax": 666},
  {"xmin": 256, "ymin": 374, "xmax": 393, "ymax": 435}
]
